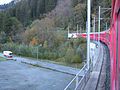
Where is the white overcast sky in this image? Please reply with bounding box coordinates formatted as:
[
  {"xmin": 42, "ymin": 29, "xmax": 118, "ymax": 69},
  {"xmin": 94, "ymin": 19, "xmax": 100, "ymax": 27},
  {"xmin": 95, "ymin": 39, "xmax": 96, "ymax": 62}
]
[{"xmin": 0, "ymin": 0, "xmax": 13, "ymax": 5}]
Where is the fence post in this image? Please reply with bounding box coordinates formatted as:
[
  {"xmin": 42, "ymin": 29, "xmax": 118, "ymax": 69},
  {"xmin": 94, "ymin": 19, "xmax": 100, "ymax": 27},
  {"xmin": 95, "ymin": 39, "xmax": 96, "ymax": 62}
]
[{"xmin": 76, "ymin": 76, "xmax": 79, "ymax": 89}]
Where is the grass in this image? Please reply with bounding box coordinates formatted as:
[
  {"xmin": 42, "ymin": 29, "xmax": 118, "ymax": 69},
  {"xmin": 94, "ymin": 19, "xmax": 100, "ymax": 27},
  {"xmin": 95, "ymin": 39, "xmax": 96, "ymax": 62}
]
[
  {"xmin": 50, "ymin": 61, "xmax": 84, "ymax": 69},
  {"xmin": 39, "ymin": 59, "xmax": 84, "ymax": 69},
  {"xmin": 0, "ymin": 57, "xmax": 6, "ymax": 61},
  {"xmin": 17, "ymin": 55, "xmax": 84, "ymax": 69}
]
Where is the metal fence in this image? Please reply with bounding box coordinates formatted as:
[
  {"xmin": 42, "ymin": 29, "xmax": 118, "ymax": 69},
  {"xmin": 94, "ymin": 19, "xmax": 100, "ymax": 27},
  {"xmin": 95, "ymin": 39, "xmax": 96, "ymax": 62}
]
[{"xmin": 64, "ymin": 64, "xmax": 92, "ymax": 90}]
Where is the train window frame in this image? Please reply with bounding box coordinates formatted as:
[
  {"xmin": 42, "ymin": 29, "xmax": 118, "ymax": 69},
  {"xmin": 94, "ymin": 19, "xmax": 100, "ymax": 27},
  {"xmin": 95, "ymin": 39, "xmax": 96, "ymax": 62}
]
[{"xmin": 116, "ymin": 7, "xmax": 120, "ymax": 90}]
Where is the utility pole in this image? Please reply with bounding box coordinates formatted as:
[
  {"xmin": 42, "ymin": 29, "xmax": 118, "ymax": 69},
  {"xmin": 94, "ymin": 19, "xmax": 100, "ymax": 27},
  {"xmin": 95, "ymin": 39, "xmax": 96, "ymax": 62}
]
[
  {"xmin": 77, "ymin": 24, "xmax": 79, "ymax": 34},
  {"xmin": 80, "ymin": 26, "xmax": 81, "ymax": 34},
  {"xmin": 98, "ymin": 6, "xmax": 101, "ymax": 50},
  {"xmin": 87, "ymin": 0, "xmax": 91, "ymax": 69},
  {"xmin": 68, "ymin": 25, "xmax": 70, "ymax": 38},
  {"xmin": 106, "ymin": 22, "xmax": 108, "ymax": 30},
  {"xmin": 68, "ymin": 25, "xmax": 70, "ymax": 35},
  {"xmin": 37, "ymin": 47, "xmax": 38, "ymax": 60},
  {"xmin": 93, "ymin": 17, "xmax": 96, "ymax": 40}
]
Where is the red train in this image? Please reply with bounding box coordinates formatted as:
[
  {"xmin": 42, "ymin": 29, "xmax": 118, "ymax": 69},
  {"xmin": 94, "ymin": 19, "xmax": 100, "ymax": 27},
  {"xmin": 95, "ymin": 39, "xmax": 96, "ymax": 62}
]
[
  {"xmin": 110, "ymin": 0, "xmax": 120, "ymax": 90},
  {"xmin": 80, "ymin": 0, "xmax": 120, "ymax": 89}
]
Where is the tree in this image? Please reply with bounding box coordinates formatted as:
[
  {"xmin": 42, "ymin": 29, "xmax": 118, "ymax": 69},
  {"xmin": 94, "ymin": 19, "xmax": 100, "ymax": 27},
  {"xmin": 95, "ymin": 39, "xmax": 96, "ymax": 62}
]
[
  {"xmin": 72, "ymin": 3, "xmax": 86, "ymax": 30},
  {"xmin": 0, "ymin": 13, "xmax": 8, "ymax": 32},
  {"xmin": 43, "ymin": 40, "xmax": 48, "ymax": 48},
  {"xmin": 5, "ymin": 0, "xmax": 58, "ymax": 26},
  {"xmin": 4, "ymin": 17, "xmax": 23, "ymax": 42},
  {"xmin": 0, "ymin": 31, "xmax": 7, "ymax": 44},
  {"xmin": 30, "ymin": 37, "xmax": 38, "ymax": 46}
]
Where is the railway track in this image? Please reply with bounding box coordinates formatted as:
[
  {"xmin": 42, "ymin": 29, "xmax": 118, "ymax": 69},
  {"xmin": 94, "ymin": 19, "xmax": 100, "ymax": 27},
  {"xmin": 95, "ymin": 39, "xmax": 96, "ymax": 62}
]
[{"xmin": 97, "ymin": 44, "xmax": 110, "ymax": 90}]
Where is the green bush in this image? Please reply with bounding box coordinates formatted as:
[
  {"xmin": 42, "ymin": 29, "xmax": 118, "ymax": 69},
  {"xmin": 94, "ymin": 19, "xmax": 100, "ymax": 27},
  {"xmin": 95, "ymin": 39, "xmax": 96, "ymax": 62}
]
[
  {"xmin": 79, "ymin": 38, "xmax": 86, "ymax": 43},
  {"xmin": 48, "ymin": 52, "xmax": 58, "ymax": 60},
  {"xmin": 64, "ymin": 46, "xmax": 75, "ymax": 63},
  {"xmin": 0, "ymin": 39, "xmax": 86, "ymax": 64},
  {"xmin": 56, "ymin": 57, "xmax": 66, "ymax": 62},
  {"xmin": 58, "ymin": 45, "xmax": 67, "ymax": 57},
  {"xmin": 72, "ymin": 55, "xmax": 82, "ymax": 63},
  {"xmin": 38, "ymin": 53, "xmax": 43, "ymax": 58}
]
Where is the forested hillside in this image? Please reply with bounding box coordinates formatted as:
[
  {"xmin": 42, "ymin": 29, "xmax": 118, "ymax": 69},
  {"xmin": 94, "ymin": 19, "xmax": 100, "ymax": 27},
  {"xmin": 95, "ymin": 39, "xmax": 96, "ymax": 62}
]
[
  {"xmin": 6, "ymin": 0, "xmax": 57, "ymax": 26},
  {"xmin": 0, "ymin": 0, "xmax": 111, "ymax": 66}
]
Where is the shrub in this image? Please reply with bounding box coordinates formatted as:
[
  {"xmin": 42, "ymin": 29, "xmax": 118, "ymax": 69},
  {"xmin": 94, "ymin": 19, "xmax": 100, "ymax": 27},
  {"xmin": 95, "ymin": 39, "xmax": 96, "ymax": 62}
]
[
  {"xmin": 56, "ymin": 57, "xmax": 66, "ymax": 62},
  {"xmin": 64, "ymin": 46, "xmax": 75, "ymax": 63},
  {"xmin": 72, "ymin": 55, "xmax": 82, "ymax": 63},
  {"xmin": 43, "ymin": 51, "xmax": 49, "ymax": 59},
  {"xmin": 38, "ymin": 53, "xmax": 43, "ymax": 58},
  {"xmin": 58, "ymin": 45, "xmax": 67, "ymax": 57},
  {"xmin": 79, "ymin": 38, "xmax": 86, "ymax": 43},
  {"xmin": 49, "ymin": 52, "xmax": 58, "ymax": 60},
  {"xmin": 0, "ymin": 40, "xmax": 86, "ymax": 64},
  {"xmin": 73, "ymin": 39, "xmax": 80, "ymax": 49},
  {"xmin": 43, "ymin": 40, "xmax": 48, "ymax": 49}
]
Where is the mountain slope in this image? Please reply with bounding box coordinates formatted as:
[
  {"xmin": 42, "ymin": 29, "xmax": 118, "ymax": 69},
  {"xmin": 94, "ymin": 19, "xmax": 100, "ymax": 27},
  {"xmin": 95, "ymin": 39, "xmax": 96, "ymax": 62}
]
[{"xmin": 5, "ymin": 0, "xmax": 57, "ymax": 26}]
